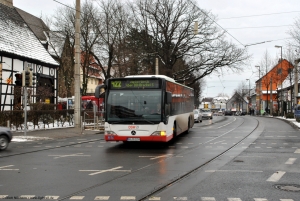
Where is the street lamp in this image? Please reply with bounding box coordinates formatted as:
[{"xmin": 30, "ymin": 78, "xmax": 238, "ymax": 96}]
[
  {"xmin": 246, "ymin": 79, "xmax": 251, "ymax": 114},
  {"xmin": 275, "ymin": 45, "xmax": 283, "ymax": 116},
  {"xmin": 255, "ymin": 65, "xmax": 261, "ymax": 115}
]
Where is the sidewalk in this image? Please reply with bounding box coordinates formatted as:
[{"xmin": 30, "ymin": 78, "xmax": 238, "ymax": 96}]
[{"xmin": 12, "ymin": 127, "xmax": 103, "ymax": 142}]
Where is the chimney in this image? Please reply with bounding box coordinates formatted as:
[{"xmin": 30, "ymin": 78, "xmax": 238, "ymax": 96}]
[{"xmin": 0, "ymin": 0, "xmax": 13, "ymax": 8}]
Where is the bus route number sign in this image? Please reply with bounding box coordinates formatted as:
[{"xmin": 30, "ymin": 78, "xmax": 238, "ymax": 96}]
[{"xmin": 110, "ymin": 80, "xmax": 159, "ymax": 89}]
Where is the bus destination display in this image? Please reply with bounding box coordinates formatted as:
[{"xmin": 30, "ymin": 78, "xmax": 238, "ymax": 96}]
[{"xmin": 110, "ymin": 79, "xmax": 159, "ymax": 89}]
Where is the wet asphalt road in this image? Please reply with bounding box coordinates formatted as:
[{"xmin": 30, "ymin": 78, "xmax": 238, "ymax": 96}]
[{"xmin": 0, "ymin": 115, "xmax": 299, "ymax": 201}]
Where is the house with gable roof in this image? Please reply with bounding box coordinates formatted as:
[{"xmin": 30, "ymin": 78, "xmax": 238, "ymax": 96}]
[
  {"xmin": 255, "ymin": 59, "xmax": 294, "ymax": 115},
  {"xmin": 0, "ymin": 0, "xmax": 59, "ymax": 111}
]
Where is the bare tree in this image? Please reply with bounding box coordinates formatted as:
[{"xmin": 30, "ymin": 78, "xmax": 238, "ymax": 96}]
[
  {"xmin": 288, "ymin": 16, "xmax": 300, "ymax": 53},
  {"xmin": 90, "ymin": 0, "xmax": 131, "ymax": 81},
  {"xmin": 128, "ymin": 0, "xmax": 249, "ymax": 86}
]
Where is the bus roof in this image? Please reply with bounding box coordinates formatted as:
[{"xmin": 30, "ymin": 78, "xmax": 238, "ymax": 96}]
[
  {"xmin": 125, "ymin": 75, "xmax": 175, "ymax": 82},
  {"xmin": 124, "ymin": 75, "xmax": 193, "ymax": 90}
]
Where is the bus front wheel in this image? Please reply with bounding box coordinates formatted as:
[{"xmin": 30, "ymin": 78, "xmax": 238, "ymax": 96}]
[{"xmin": 173, "ymin": 123, "xmax": 177, "ymax": 138}]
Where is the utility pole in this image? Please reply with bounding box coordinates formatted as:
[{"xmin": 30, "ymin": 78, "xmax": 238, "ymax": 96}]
[
  {"xmin": 294, "ymin": 59, "xmax": 300, "ymax": 110},
  {"xmin": 270, "ymin": 78, "xmax": 273, "ymax": 115},
  {"xmin": 74, "ymin": 0, "xmax": 81, "ymax": 128}
]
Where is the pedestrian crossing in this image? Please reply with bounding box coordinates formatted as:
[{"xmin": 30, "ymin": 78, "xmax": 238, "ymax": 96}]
[{"xmin": 0, "ymin": 195, "xmax": 297, "ymax": 200}]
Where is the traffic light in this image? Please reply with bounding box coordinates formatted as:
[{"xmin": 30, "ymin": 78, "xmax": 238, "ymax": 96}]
[
  {"xmin": 14, "ymin": 73, "xmax": 22, "ymax": 86},
  {"xmin": 30, "ymin": 71, "xmax": 36, "ymax": 86},
  {"xmin": 22, "ymin": 69, "xmax": 30, "ymax": 87}
]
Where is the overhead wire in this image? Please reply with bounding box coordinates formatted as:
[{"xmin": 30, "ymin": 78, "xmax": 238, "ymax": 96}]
[
  {"xmin": 188, "ymin": 0, "xmax": 245, "ymax": 47},
  {"xmin": 220, "ymin": 10, "xmax": 300, "ymax": 20}
]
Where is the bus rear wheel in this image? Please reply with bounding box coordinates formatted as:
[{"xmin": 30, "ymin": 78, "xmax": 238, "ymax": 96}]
[{"xmin": 185, "ymin": 119, "xmax": 190, "ymax": 134}]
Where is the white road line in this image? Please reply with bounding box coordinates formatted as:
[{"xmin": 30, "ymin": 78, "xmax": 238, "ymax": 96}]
[
  {"xmin": 139, "ymin": 154, "xmax": 172, "ymax": 160},
  {"xmin": 285, "ymin": 158, "xmax": 297, "ymax": 165},
  {"xmin": 280, "ymin": 199, "xmax": 294, "ymax": 201},
  {"xmin": 80, "ymin": 166, "xmax": 131, "ymax": 175},
  {"xmin": 205, "ymin": 170, "xmax": 263, "ymax": 173},
  {"xmin": 94, "ymin": 196, "xmax": 110, "ymax": 200},
  {"xmin": 267, "ymin": 171, "xmax": 286, "ymax": 182},
  {"xmin": 213, "ymin": 140, "xmax": 225, "ymax": 144},
  {"xmin": 201, "ymin": 197, "xmax": 216, "ymax": 201},
  {"xmin": 295, "ymin": 149, "xmax": 300, "ymax": 153},
  {"xmin": 19, "ymin": 195, "xmax": 35, "ymax": 199},
  {"xmin": 148, "ymin": 197, "xmax": 160, "ymax": 200},
  {"xmin": 48, "ymin": 153, "xmax": 90, "ymax": 159},
  {"xmin": 120, "ymin": 196, "xmax": 136, "ymax": 200},
  {"xmin": 0, "ymin": 165, "xmax": 19, "ymax": 171},
  {"xmin": 45, "ymin": 196, "xmax": 59, "ymax": 199},
  {"xmin": 254, "ymin": 199, "xmax": 268, "ymax": 201},
  {"xmin": 70, "ymin": 196, "xmax": 84, "ymax": 200},
  {"xmin": 228, "ymin": 198, "xmax": 242, "ymax": 201},
  {"xmin": 173, "ymin": 197, "xmax": 187, "ymax": 200}
]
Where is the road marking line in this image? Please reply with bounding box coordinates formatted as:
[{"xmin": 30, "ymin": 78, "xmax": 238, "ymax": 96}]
[
  {"xmin": 173, "ymin": 197, "xmax": 187, "ymax": 200},
  {"xmin": 80, "ymin": 166, "xmax": 131, "ymax": 175},
  {"xmin": 148, "ymin": 197, "xmax": 160, "ymax": 200},
  {"xmin": 205, "ymin": 170, "xmax": 263, "ymax": 173},
  {"xmin": 213, "ymin": 140, "xmax": 225, "ymax": 144},
  {"xmin": 48, "ymin": 153, "xmax": 90, "ymax": 159},
  {"xmin": 0, "ymin": 165, "xmax": 19, "ymax": 171},
  {"xmin": 228, "ymin": 198, "xmax": 242, "ymax": 201},
  {"xmin": 94, "ymin": 196, "xmax": 110, "ymax": 200},
  {"xmin": 19, "ymin": 195, "xmax": 35, "ymax": 199},
  {"xmin": 70, "ymin": 196, "xmax": 84, "ymax": 200},
  {"xmin": 295, "ymin": 149, "xmax": 300, "ymax": 153},
  {"xmin": 45, "ymin": 196, "xmax": 59, "ymax": 199},
  {"xmin": 139, "ymin": 154, "xmax": 172, "ymax": 160},
  {"xmin": 254, "ymin": 199, "xmax": 268, "ymax": 201},
  {"xmin": 201, "ymin": 197, "xmax": 216, "ymax": 201},
  {"xmin": 267, "ymin": 171, "xmax": 285, "ymax": 182},
  {"xmin": 120, "ymin": 196, "xmax": 136, "ymax": 200},
  {"xmin": 285, "ymin": 158, "xmax": 297, "ymax": 164},
  {"xmin": 280, "ymin": 199, "xmax": 294, "ymax": 201}
]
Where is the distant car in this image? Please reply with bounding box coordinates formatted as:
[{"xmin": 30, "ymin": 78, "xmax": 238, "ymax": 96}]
[
  {"xmin": 217, "ymin": 111, "xmax": 224, "ymax": 116},
  {"xmin": 0, "ymin": 126, "xmax": 12, "ymax": 151},
  {"xmin": 200, "ymin": 109, "xmax": 213, "ymax": 120},
  {"xmin": 224, "ymin": 110, "xmax": 233, "ymax": 116},
  {"xmin": 194, "ymin": 109, "xmax": 202, "ymax": 123}
]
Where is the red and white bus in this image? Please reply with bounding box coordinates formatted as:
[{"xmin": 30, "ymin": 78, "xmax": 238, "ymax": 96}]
[{"xmin": 95, "ymin": 75, "xmax": 194, "ymax": 142}]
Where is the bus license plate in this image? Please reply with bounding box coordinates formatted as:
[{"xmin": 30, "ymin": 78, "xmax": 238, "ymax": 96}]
[{"xmin": 127, "ymin": 138, "xmax": 140, "ymax": 141}]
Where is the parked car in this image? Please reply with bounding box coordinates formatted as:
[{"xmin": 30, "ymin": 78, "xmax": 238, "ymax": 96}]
[
  {"xmin": 200, "ymin": 108, "xmax": 213, "ymax": 120},
  {"xmin": 295, "ymin": 104, "xmax": 300, "ymax": 122},
  {"xmin": 217, "ymin": 110, "xmax": 224, "ymax": 116},
  {"xmin": 194, "ymin": 109, "xmax": 202, "ymax": 123},
  {"xmin": 0, "ymin": 127, "xmax": 12, "ymax": 151},
  {"xmin": 224, "ymin": 110, "xmax": 233, "ymax": 116}
]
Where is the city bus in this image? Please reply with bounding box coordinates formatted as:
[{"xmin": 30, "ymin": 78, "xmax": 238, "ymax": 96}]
[{"xmin": 95, "ymin": 75, "xmax": 194, "ymax": 142}]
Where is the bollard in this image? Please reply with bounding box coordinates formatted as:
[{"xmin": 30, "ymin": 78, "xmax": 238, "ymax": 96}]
[{"xmin": 7, "ymin": 120, "xmax": 10, "ymax": 128}]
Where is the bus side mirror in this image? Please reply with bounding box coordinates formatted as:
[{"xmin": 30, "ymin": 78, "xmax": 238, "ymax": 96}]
[
  {"xmin": 166, "ymin": 91, "xmax": 172, "ymax": 104},
  {"xmin": 95, "ymin": 84, "xmax": 107, "ymax": 98}
]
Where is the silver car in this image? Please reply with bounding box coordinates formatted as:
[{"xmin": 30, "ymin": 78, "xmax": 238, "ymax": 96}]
[
  {"xmin": 0, "ymin": 126, "xmax": 13, "ymax": 151},
  {"xmin": 200, "ymin": 109, "xmax": 213, "ymax": 120},
  {"xmin": 193, "ymin": 109, "xmax": 202, "ymax": 123}
]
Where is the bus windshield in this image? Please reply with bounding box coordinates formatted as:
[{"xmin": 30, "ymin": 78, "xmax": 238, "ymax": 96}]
[{"xmin": 106, "ymin": 90, "xmax": 162, "ymax": 123}]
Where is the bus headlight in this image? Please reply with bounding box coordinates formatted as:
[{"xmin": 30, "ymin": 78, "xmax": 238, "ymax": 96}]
[
  {"xmin": 151, "ymin": 131, "xmax": 166, "ymax": 136},
  {"xmin": 105, "ymin": 131, "xmax": 117, "ymax": 135}
]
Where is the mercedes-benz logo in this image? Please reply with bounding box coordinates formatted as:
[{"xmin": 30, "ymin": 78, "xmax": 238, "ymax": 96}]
[{"xmin": 131, "ymin": 130, "xmax": 136, "ymax": 135}]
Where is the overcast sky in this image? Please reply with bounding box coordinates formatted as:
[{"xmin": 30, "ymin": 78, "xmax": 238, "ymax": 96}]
[{"xmin": 13, "ymin": 0, "xmax": 300, "ymax": 98}]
